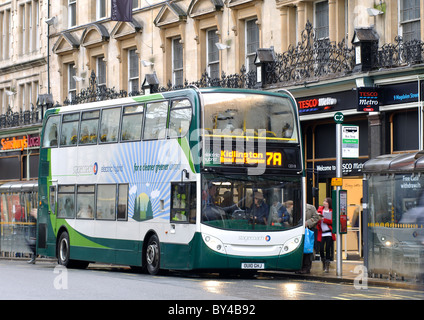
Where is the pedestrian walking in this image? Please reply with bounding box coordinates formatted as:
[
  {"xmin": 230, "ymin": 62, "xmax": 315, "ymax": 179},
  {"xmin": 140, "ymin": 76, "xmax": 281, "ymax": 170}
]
[{"xmin": 317, "ymin": 198, "xmax": 335, "ymax": 273}]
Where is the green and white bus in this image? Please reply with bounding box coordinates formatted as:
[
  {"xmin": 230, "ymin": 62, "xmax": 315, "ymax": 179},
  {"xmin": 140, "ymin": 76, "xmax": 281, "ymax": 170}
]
[{"xmin": 37, "ymin": 87, "xmax": 305, "ymax": 274}]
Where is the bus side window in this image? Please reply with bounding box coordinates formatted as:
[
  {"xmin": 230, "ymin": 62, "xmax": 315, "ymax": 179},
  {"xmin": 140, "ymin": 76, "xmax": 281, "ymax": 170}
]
[
  {"xmin": 144, "ymin": 101, "xmax": 168, "ymax": 140},
  {"xmin": 60, "ymin": 113, "xmax": 80, "ymax": 147},
  {"xmin": 42, "ymin": 115, "xmax": 60, "ymax": 148},
  {"xmin": 49, "ymin": 185, "xmax": 56, "ymax": 215},
  {"xmin": 121, "ymin": 105, "xmax": 143, "ymax": 141},
  {"xmin": 57, "ymin": 185, "xmax": 75, "ymax": 219},
  {"xmin": 100, "ymin": 107, "xmax": 121, "ymax": 143},
  {"xmin": 168, "ymin": 99, "xmax": 192, "ymax": 138},
  {"xmin": 117, "ymin": 184, "xmax": 128, "ymax": 221},
  {"xmin": 79, "ymin": 110, "xmax": 99, "ymax": 145}
]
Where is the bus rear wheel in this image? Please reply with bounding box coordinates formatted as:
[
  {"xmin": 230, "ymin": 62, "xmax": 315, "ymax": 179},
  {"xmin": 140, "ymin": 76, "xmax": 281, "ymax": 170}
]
[{"xmin": 145, "ymin": 234, "xmax": 161, "ymax": 275}]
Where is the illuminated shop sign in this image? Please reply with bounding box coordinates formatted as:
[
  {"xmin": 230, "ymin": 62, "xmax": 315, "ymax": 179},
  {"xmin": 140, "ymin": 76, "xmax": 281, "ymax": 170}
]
[
  {"xmin": 298, "ymin": 97, "xmax": 338, "ymax": 113},
  {"xmin": 1, "ymin": 135, "xmax": 40, "ymax": 151},
  {"xmin": 357, "ymin": 87, "xmax": 381, "ymax": 112}
]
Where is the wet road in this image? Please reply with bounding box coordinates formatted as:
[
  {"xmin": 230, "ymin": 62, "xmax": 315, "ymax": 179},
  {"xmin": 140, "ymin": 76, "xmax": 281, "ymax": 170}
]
[{"xmin": 0, "ymin": 259, "xmax": 422, "ymax": 302}]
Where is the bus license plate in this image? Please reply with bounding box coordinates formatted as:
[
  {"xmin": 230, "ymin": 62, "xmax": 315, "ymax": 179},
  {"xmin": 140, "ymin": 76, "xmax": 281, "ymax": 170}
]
[{"xmin": 241, "ymin": 263, "xmax": 265, "ymax": 270}]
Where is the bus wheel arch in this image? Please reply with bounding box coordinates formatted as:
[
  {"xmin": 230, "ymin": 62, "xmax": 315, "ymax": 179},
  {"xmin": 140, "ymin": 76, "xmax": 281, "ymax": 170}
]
[
  {"xmin": 143, "ymin": 231, "xmax": 161, "ymax": 275},
  {"xmin": 56, "ymin": 227, "xmax": 89, "ymax": 269}
]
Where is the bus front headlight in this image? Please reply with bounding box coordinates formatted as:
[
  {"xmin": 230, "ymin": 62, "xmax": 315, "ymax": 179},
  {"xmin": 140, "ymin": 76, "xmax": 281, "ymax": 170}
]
[
  {"xmin": 202, "ymin": 234, "xmax": 226, "ymax": 254},
  {"xmin": 280, "ymin": 235, "xmax": 302, "ymax": 255}
]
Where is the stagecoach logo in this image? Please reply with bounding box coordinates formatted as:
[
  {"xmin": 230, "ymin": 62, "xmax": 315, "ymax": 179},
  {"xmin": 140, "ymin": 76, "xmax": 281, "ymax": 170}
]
[
  {"xmin": 238, "ymin": 235, "xmax": 271, "ymax": 242},
  {"xmin": 73, "ymin": 163, "xmax": 97, "ymax": 176}
]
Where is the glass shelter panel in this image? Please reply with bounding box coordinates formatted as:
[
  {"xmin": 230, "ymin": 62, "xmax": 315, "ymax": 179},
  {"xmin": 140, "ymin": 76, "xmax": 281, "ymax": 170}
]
[{"xmin": 367, "ymin": 174, "xmax": 424, "ymax": 281}]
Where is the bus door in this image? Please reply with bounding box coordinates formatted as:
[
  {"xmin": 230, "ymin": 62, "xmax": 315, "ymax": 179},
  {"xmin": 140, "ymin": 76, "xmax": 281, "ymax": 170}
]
[{"xmin": 165, "ymin": 181, "xmax": 197, "ymax": 268}]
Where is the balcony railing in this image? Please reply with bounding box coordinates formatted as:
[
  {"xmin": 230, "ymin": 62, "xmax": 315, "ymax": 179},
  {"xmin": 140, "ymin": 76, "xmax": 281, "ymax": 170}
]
[
  {"xmin": 59, "ymin": 22, "xmax": 424, "ymax": 107},
  {"xmin": 0, "ymin": 105, "xmax": 41, "ymax": 130}
]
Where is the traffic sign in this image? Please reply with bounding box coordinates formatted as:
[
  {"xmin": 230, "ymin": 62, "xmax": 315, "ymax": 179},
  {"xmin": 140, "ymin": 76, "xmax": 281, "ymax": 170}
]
[{"xmin": 334, "ymin": 112, "xmax": 344, "ymax": 124}]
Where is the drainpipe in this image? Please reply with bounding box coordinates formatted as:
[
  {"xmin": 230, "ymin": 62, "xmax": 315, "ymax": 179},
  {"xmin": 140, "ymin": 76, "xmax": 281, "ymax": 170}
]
[{"xmin": 47, "ymin": 0, "xmax": 51, "ymax": 96}]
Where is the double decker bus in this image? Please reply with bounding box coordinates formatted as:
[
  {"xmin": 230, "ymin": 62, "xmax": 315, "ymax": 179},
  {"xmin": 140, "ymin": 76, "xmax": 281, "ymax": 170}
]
[{"xmin": 37, "ymin": 88, "xmax": 305, "ymax": 274}]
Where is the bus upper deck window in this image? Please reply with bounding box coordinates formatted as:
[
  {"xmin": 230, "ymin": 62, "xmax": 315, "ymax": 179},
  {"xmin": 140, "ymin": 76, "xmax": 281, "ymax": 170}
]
[
  {"xmin": 168, "ymin": 99, "xmax": 192, "ymax": 138},
  {"xmin": 60, "ymin": 113, "xmax": 80, "ymax": 147},
  {"xmin": 43, "ymin": 115, "xmax": 60, "ymax": 148}
]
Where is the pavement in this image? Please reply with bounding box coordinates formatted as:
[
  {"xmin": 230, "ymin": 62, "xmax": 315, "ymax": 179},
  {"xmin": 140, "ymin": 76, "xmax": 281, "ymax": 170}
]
[{"xmin": 273, "ymin": 258, "xmax": 424, "ymax": 291}]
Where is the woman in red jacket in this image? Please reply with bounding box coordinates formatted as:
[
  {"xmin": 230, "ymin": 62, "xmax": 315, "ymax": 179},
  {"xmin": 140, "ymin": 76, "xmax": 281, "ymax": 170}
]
[{"xmin": 317, "ymin": 197, "xmax": 336, "ymax": 273}]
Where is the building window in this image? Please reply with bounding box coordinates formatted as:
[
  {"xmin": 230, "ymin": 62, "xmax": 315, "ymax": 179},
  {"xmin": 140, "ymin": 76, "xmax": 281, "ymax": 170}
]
[
  {"xmin": 246, "ymin": 19, "xmax": 259, "ymax": 72},
  {"xmin": 97, "ymin": 0, "xmax": 106, "ymax": 20},
  {"xmin": 400, "ymin": 0, "xmax": 421, "ymax": 42},
  {"xmin": 97, "ymin": 57, "xmax": 106, "ymax": 89},
  {"xmin": 68, "ymin": 63, "xmax": 76, "ymax": 102},
  {"xmin": 132, "ymin": 0, "xmax": 138, "ymax": 10},
  {"xmin": 207, "ymin": 29, "xmax": 219, "ymax": 79},
  {"xmin": 128, "ymin": 49, "xmax": 139, "ymax": 93},
  {"xmin": 0, "ymin": 9, "xmax": 12, "ymax": 60},
  {"xmin": 172, "ymin": 38, "xmax": 183, "ymax": 87},
  {"xmin": 315, "ymin": 1, "xmax": 329, "ymax": 40},
  {"xmin": 68, "ymin": 0, "xmax": 77, "ymax": 28}
]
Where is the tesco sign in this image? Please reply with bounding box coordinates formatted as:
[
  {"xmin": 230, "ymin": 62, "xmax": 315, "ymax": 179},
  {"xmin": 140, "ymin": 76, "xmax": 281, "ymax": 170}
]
[{"xmin": 357, "ymin": 87, "xmax": 380, "ymax": 112}]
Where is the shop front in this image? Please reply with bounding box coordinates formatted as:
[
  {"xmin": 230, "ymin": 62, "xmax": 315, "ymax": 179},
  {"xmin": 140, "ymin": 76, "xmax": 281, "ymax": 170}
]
[
  {"xmin": 0, "ymin": 129, "xmax": 41, "ymax": 257},
  {"xmin": 294, "ymin": 87, "xmax": 369, "ymax": 257}
]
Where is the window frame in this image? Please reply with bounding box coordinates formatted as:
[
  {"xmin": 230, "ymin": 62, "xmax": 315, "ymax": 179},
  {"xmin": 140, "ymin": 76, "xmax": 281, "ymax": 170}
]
[
  {"xmin": 172, "ymin": 37, "xmax": 184, "ymax": 87},
  {"xmin": 76, "ymin": 184, "xmax": 95, "ymax": 220},
  {"xmin": 143, "ymin": 100, "xmax": 169, "ymax": 140},
  {"xmin": 245, "ymin": 18, "xmax": 259, "ymax": 72},
  {"xmin": 68, "ymin": 0, "xmax": 77, "ymax": 28},
  {"xmin": 121, "ymin": 104, "xmax": 144, "ymax": 142},
  {"xmin": 60, "ymin": 112, "xmax": 80, "ymax": 147},
  {"xmin": 206, "ymin": 28, "xmax": 220, "ymax": 80},
  {"xmin": 128, "ymin": 48, "xmax": 140, "ymax": 93},
  {"xmin": 99, "ymin": 106, "xmax": 122, "ymax": 144},
  {"xmin": 96, "ymin": 184, "xmax": 117, "ymax": 221},
  {"xmin": 79, "ymin": 110, "xmax": 100, "ymax": 146},
  {"xmin": 42, "ymin": 114, "xmax": 60, "ymax": 148},
  {"xmin": 167, "ymin": 99, "xmax": 192, "ymax": 139},
  {"xmin": 57, "ymin": 185, "xmax": 76, "ymax": 219}
]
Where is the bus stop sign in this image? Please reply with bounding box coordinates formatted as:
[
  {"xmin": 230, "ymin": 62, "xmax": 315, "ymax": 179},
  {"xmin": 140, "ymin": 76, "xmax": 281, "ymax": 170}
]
[{"xmin": 334, "ymin": 112, "xmax": 344, "ymax": 124}]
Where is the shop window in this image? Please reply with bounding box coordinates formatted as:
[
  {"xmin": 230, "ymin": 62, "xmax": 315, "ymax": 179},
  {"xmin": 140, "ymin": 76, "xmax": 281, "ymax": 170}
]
[
  {"xmin": 171, "ymin": 182, "xmax": 196, "ymax": 223},
  {"xmin": 392, "ymin": 110, "xmax": 419, "ymax": 152}
]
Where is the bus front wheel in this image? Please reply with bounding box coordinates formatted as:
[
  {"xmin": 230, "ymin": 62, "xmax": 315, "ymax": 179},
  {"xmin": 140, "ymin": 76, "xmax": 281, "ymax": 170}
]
[
  {"xmin": 57, "ymin": 231, "xmax": 71, "ymax": 267},
  {"xmin": 145, "ymin": 234, "xmax": 161, "ymax": 275}
]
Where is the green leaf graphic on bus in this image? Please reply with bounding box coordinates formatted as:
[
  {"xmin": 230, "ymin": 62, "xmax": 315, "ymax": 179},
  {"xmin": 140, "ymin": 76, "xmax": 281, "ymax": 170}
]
[{"xmin": 133, "ymin": 193, "xmax": 153, "ymax": 221}]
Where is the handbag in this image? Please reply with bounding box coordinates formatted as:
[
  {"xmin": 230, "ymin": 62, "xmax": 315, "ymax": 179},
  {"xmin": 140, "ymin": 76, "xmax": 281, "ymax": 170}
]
[{"xmin": 304, "ymin": 228, "xmax": 315, "ymax": 254}]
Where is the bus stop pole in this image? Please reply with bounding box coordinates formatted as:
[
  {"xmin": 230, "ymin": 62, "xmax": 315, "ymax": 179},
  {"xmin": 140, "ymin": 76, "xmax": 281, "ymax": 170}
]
[{"xmin": 336, "ymin": 122, "xmax": 343, "ymax": 277}]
